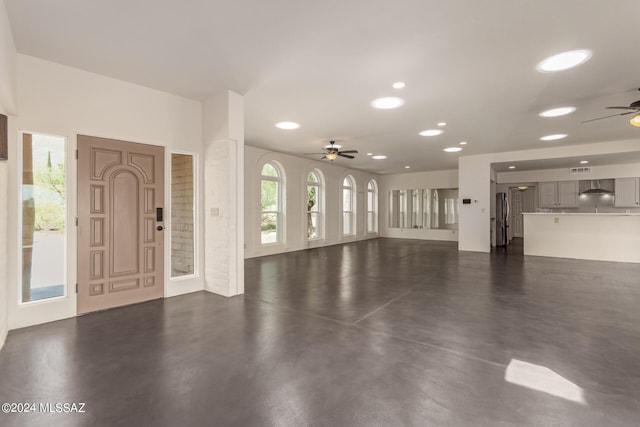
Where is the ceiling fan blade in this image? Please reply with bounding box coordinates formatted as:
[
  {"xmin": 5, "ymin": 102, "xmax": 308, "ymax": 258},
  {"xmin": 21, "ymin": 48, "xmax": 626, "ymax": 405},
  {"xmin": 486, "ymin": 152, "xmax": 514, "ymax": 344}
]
[
  {"xmin": 338, "ymin": 153, "xmax": 355, "ymax": 159},
  {"xmin": 606, "ymin": 106, "xmax": 638, "ymax": 110},
  {"xmin": 339, "ymin": 150, "xmax": 358, "ymax": 154},
  {"xmin": 320, "ymin": 155, "xmax": 327, "ymax": 160},
  {"xmin": 582, "ymin": 111, "xmax": 635, "ymax": 123}
]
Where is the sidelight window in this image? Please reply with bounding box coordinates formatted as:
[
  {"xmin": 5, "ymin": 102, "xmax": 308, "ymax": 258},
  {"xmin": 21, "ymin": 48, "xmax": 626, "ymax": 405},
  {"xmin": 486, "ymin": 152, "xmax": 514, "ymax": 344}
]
[
  {"xmin": 170, "ymin": 153, "xmax": 196, "ymax": 278},
  {"xmin": 20, "ymin": 133, "xmax": 66, "ymax": 303}
]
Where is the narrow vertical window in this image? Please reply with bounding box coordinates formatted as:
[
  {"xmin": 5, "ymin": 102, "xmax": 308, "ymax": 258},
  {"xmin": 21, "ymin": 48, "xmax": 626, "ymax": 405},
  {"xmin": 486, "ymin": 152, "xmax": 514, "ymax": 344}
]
[
  {"xmin": 261, "ymin": 162, "xmax": 282, "ymax": 244},
  {"xmin": 307, "ymin": 170, "xmax": 322, "ymax": 239},
  {"xmin": 171, "ymin": 153, "xmax": 195, "ymax": 278},
  {"xmin": 399, "ymin": 190, "xmax": 406, "ymax": 228},
  {"xmin": 342, "ymin": 176, "xmax": 355, "ymax": 236},
  {"xmin": 367, "ymin": 179, "xmax": 378, "ymax": 233},
  {"xmin": 21, "ymin": 133, "xmax": 66, "ymax": 302},
  {"xmin": 412, "ymin": 189, "xmax": 420, "ymax": 228},
  {"xmin": 423, "ymin": 189, "xmax": 432, "ymax": 229}
]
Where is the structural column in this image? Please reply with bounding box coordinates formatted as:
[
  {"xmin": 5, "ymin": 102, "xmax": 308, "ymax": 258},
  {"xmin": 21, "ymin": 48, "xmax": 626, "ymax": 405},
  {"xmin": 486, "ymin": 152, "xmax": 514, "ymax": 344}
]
[{"xmin": 202, "ymin": 91, "xmax": 244, "ymax": 296}]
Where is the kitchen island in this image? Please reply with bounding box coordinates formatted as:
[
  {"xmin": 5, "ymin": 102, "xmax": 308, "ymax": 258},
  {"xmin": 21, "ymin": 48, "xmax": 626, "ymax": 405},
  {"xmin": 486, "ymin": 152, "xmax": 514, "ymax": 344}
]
[{"xmin": 523, "ymin": 213, "xmax": 640, "ymax": 263}]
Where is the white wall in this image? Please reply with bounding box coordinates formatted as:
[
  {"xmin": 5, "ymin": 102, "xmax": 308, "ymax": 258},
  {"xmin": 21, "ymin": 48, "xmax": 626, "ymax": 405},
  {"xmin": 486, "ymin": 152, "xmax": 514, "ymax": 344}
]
[
  {"xmin": 244, "ymin": 146, "xmax": 379, "ymax": 258},
  {"xmin": 379, "ymin": 169, "xmax": 459, "ymax": 241},
  {"xmin": 7, "ymin": 54, "xmax": 204, "ymax": 329},
  {"xmin": 203, "ymin": 91, "xmax": 244, "ymax": 296},
  {"xmin": 0, "ymin": 0, "xmax": 17, "ymax": 350}
]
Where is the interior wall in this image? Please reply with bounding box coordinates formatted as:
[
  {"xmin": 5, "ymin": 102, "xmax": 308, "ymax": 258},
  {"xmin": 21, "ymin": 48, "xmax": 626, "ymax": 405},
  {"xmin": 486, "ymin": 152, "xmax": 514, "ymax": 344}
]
[
  {"xmin": 0, "ymin": 0, "xmax": 17, "ymax": 350},
  {"xmin": 7, "ymin": 54, "xmax": 204, "ymax": 329},
  {"xmin": 244, "ymin": 146, "xmax": 379, "ymax": 258},
  {"xmin": 202, "ymin": 91, "xmax": 244, "ymax": 296},
  {"xmin": 379, "ymin": 169, "xmax": 459, "ymax": 241}
]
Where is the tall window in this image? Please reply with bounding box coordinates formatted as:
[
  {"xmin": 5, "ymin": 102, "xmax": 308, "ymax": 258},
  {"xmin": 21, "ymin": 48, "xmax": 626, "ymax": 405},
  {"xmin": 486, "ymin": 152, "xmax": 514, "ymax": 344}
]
[
  {"xmin": 411, "ymin": 189, "xmax": 420, "ymax": 228},
  {"xmin": 342, "ymin": 176, "xmax": 355, "ymax": 236},
  {"xmin": 423, "ymin": 189, "xmax": 432, "ymax": 229},
  {"xmin": 399, "ymin": 190, "xmax": 407, "ymax": 228},
  {"xmin": 171, "ymin": 153, "xmax": 196, "ymax": 278},
  {"xmin": 367, "ymin": 179, "xmax": 378, "ymax": 233},
  {"xmin": 307, "ymin": 170, "xmax": 322, "ymax": 239},
  {"xmin": 20, "ymin": 133, "xmax": 66, "ymax": 302},
  {"xmin": 261, "ymin": 162, "xmax": 282, "ymax": 244}
]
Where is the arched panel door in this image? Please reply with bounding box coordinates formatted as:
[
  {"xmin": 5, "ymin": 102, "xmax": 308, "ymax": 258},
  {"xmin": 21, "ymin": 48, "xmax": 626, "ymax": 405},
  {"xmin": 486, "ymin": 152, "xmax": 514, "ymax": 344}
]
[{"xmin": 77, "ymin": 135, "xmax": 164, "ymax": 314}]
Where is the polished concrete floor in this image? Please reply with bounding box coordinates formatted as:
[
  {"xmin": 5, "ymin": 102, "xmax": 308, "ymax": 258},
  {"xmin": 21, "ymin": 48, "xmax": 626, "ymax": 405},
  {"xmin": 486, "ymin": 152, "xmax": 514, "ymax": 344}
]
[{"xmin": 1, "ymin": 238, "xmax": 640, "ymax": 426}]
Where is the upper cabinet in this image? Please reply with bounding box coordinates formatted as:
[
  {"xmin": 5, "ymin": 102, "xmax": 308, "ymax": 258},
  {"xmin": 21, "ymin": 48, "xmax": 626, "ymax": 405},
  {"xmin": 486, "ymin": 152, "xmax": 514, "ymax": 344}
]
[
  {"xmin": 538, "ymin": 181, "xmax": 579, "ymax": 208},
  {"xmin": 614, "ymin": 178, "xmax": 640, "ymax": 207}
]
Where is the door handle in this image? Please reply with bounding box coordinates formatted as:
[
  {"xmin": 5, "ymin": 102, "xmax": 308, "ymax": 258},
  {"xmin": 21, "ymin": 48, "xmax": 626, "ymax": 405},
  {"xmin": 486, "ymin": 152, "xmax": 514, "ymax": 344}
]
[{"xmin": 157, "ymin": 226, "xmax": 164, "ymax": 231}]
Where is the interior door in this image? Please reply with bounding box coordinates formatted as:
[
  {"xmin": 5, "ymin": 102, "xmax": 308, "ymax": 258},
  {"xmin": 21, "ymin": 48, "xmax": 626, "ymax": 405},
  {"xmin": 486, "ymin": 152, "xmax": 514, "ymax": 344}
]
[{"xmin": 77, "ymin": 135, "xmax": 164, "ymax": 314}]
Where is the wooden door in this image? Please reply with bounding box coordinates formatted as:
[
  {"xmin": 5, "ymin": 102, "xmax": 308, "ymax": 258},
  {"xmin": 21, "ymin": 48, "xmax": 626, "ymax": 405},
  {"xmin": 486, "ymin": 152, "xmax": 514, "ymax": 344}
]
[{"xmin": 77, "ymin": 135, "xmax": 164, "ymax": 314}]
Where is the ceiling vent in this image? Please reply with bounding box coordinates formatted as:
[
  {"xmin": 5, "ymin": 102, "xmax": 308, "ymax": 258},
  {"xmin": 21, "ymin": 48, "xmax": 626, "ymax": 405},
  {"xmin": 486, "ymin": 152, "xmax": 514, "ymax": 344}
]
[{"xmin": 569, "ymin": 167, "xmax": 592, "ymax": 175}]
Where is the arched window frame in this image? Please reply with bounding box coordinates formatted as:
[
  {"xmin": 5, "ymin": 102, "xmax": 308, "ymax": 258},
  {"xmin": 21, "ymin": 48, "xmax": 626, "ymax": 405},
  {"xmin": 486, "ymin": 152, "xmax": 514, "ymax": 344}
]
[
  {"xmin": 260, "ymin": 161, "xmax": 284, "ymax": 245},
  {"xmin": 306, "ymin": 169, "xmax": 324, "ymax": 240},
  {"xmin": 342, "ymin": 175, "xmax": 356, "ymax": 236}
]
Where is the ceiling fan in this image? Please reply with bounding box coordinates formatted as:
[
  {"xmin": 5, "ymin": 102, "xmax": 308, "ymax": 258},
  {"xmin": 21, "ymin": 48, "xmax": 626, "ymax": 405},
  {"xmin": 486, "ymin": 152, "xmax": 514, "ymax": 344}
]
[
  {"xmin": 305, "ymin": 141, "xmax": 358, "ymax": 161},
  {"xmin": 582, "ymin": 99, "xmax": 640, "ymax": 127}
]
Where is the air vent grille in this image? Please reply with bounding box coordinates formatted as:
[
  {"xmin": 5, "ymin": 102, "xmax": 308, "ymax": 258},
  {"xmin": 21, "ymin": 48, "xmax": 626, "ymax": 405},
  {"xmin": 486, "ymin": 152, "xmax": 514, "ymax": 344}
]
[{"xmin": 569, "ymin": 167, "xmax": 592, "ymax": 175}]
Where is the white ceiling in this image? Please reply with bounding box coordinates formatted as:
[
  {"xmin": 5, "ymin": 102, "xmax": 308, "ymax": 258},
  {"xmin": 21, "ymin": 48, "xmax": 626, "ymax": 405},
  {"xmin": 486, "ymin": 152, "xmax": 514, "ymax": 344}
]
[{"xmin": 5, "ymin": 0, "xmax": 640, "ymax": 174}]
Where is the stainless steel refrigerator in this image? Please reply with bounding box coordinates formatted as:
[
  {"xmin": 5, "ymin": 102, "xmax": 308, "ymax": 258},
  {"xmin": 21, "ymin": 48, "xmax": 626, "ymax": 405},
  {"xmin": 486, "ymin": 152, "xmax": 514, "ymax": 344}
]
[{"xmin": 496, "ymin": 193, "xmax": 509, "ymax": 247}]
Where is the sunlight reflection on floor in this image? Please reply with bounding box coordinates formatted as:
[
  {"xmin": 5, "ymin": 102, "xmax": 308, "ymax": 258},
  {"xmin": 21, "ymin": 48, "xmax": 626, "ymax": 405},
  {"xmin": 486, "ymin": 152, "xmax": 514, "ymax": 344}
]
[{"xmin": 505, "ymin": 359, "xmax": 586, "ymax": 405}]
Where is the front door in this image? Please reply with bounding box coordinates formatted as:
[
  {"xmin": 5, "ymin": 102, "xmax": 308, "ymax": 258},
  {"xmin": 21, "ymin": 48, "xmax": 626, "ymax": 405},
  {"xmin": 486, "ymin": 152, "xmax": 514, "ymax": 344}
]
[{"xmin": 77, "ymin": 135, "xmax": 164, "ymax": 314}]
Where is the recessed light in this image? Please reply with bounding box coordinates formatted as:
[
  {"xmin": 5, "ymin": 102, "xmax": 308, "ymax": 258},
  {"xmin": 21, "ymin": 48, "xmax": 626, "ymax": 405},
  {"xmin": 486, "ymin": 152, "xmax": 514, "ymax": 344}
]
[
  {"xmin": 580, "ymin": 160, "xmax": 589, "ymax": 164},
  {"xmin": 437, "ymin": 122, "xmax": 447, "ymax": 127},
  {"xmin": 540, "ymin": 134, "xmax": 568, "ymax": 141},
  {"xmin": 419, "ymin": 129, "xmax": 444, "ymax": 137},
  {"xmin": 539, "ymin": 106, "xmax": 576, "ymax": 117},
  {"xmin": 372, "ymin": 155, "xmax": 387, "ymax": 160},
  {"xmin": 536, "ymin": 50, "xmax": 592, "ymax": 73},
  {"xmin": 405, "ymin": 166, "xmax": 410, "ymax": 169},
  {"xmin": 443, "ymin": 147, "xmax": 462, "ymax": 153},
  {"xmin": 366, "ymin": 152, "xmax": 373, "ymax": 156},
  {"xmin": 459, "ymin": 141, "xmax": 467, "ymax": 145},
  {"xmin": 275, "ymin": 121, "xmax": 301, "ymax": 130},
  {"xmin": 371, "ymin": 97, "xmax": 404, "ymax": 109},
  {"xmin": 509, "ymin": 166, "xmax": 516, "ymax": 169},
  {"xmin": 392, "ymin": 82, "xmax": 406, "ymax": 89}
]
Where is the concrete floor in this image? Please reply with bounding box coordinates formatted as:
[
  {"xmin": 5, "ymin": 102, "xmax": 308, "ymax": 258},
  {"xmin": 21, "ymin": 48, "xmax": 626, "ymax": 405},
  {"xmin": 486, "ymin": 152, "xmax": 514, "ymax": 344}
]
[{"xmin": 1, "ymin": 238, "xmax": 640, "ymax": 426}]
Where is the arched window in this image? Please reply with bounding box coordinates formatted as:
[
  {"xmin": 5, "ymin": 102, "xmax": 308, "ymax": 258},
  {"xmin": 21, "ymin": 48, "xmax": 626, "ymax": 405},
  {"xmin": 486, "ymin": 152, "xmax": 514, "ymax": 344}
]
[
  {"xmin": 306, "ymin": 170, "xmax": 323, "ymax": 239},
  {"xmin": 367, "ymin": 179, "xmax": 378, "ymax": 233},
  {"xmin": 342, "ymin": 176, "xmax": 356, "ymax": 236},
  {"xmin": 261, "ymin": 162, "xmax": 283, "ymax": 244}
]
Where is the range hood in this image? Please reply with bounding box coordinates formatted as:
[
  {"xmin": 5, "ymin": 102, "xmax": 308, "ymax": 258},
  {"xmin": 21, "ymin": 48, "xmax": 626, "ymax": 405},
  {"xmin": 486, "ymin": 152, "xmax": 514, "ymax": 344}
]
[{"xmin": 579, "ymin": 179, "xmax": 614, "ymax": 195}]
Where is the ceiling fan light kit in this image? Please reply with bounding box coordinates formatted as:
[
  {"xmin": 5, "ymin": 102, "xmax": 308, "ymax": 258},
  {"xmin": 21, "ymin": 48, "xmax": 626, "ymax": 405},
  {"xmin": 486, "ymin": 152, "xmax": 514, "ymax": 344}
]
[
  {"xmin": 304, "ymin": 140, "xmax": 358, "ymax": 161},
  {"xmin": 630, "ymin": 113, "xmax": 640, "ymax": 128}
]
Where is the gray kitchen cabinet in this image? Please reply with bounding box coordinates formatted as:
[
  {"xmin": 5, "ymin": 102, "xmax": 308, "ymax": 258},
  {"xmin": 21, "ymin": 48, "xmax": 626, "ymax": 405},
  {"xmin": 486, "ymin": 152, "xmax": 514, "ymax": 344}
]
[
  {"xmin": 538, "ymin": 180, "xmax": 578, "ymax": 208},
  {"xmin": 614, "ymin": 177, "xmax": 640, "ymax": 207}
]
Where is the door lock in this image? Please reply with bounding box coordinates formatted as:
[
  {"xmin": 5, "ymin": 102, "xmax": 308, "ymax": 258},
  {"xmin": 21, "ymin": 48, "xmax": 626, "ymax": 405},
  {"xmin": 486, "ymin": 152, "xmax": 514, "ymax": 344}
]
[{"xmin": 157, "ymin": 226, "xmax": 164, "ymax": 231}]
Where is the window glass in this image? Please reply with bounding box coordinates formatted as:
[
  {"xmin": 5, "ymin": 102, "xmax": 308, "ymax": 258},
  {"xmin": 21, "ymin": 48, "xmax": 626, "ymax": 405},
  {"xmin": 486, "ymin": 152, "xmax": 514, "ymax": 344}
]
[
  {"xmin": 261, "ymin": 163, "xmax": 282, "ymax": 244},
  {"xmin": 21, "ymin": 133, "xmax": 66, "ymax": 302},
  {"xmin": 307, "ymin": 171, "xmax": 321, "ymax": 239},
  {"xmin": 171, "ymin": 153, "xmax": 195, "ymax": 278}
]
